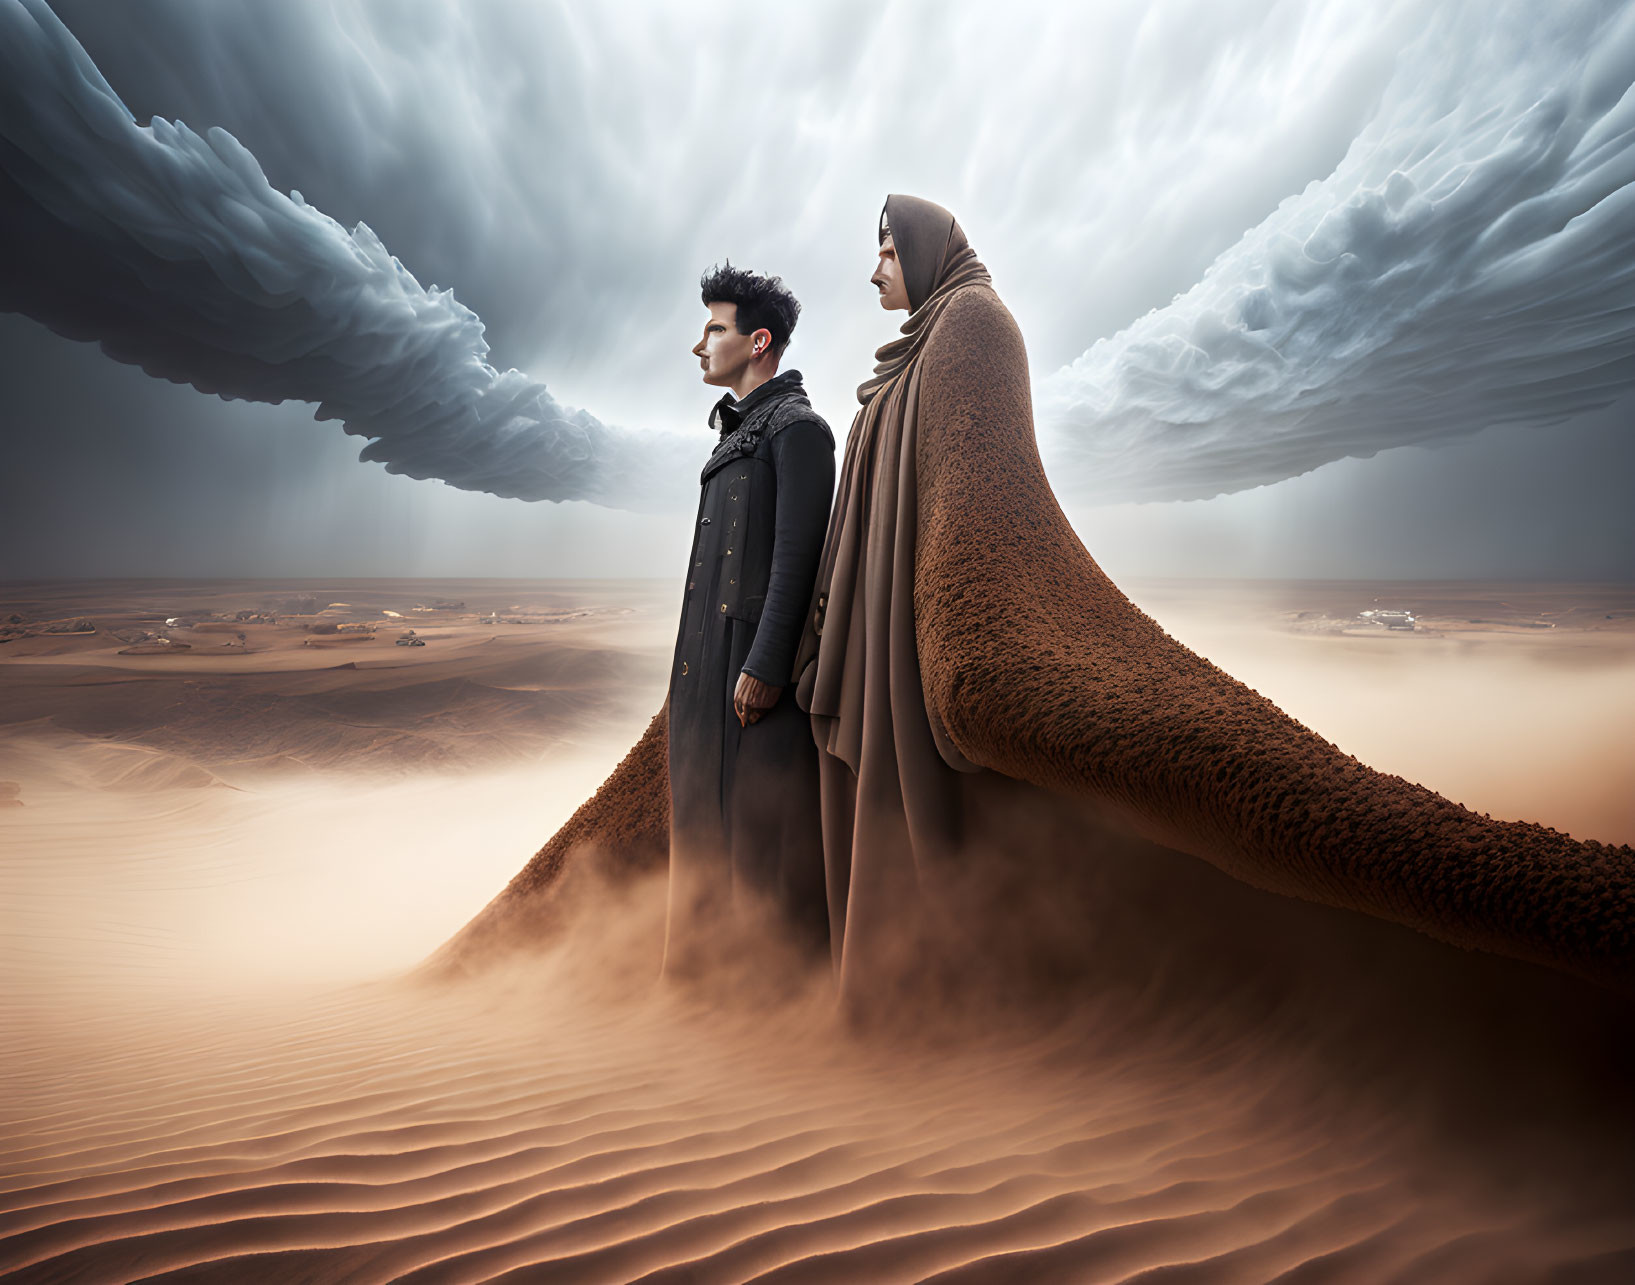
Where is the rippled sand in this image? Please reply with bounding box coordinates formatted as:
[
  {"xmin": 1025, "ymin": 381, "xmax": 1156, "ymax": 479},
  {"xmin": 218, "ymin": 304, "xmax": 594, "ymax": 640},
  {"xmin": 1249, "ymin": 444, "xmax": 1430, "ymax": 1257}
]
[
  {"xmin": 5, "ymin": 909, "xmax": 1633, "ymax": 1283},
  {"xmin": 2, "ymin": 578, "xmax": 1632, "ymax": 1282}
]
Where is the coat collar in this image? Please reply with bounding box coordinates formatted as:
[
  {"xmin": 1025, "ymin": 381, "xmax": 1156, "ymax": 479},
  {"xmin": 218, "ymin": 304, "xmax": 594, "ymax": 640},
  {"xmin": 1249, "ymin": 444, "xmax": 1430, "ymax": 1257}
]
[
  {"xmin": 707, "ymin": 368, "xmax": 804, "ymax": 437},
  {"xmin": 701, "ymin": 369, "xmax": 806, "ymax": 482}
]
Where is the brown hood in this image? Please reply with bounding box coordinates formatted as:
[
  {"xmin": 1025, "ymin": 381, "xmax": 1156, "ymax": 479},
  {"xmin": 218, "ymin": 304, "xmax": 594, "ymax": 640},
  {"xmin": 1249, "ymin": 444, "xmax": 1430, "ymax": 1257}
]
[
  {"xmin": 856, "ymin": 195, "xmax": 991, "ymax": 409},
  {"xmin": 880, "ymin": 193, "xmax": 960, "ymax": 316}
]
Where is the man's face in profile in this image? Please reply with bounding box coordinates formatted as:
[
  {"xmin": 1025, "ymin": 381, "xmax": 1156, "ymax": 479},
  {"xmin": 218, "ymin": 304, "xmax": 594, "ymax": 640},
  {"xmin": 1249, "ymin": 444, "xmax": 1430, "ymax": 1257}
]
[
  {"xmin": 692, "ymin": 301, "xmax": 764, "ymax": 388},
  {"xmin": 871, "ymin": 231, "xmax": 910, "ymax": 311}
]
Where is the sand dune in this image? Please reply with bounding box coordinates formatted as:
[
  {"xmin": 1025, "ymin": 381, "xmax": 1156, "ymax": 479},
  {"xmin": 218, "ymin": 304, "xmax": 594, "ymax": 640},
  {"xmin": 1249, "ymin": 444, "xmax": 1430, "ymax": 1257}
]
[
  {"xmin": 2, "ymin": 578, "xmax": 1632, "ymax": 1282},
  {"xmin": 4, "ymin": 914, "xmax": 1632, "ymax": 1284}
]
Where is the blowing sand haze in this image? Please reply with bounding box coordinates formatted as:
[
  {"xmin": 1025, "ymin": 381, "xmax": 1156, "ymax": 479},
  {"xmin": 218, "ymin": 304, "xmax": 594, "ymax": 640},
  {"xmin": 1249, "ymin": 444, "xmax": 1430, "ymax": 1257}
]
[{"xmin": 3, "ymin": 577, "xmax": 1632, "ymax": 1282}]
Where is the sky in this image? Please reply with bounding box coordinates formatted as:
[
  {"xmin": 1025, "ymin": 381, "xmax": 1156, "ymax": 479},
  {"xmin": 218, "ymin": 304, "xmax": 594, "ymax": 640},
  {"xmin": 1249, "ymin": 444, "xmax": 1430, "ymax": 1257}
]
[{"xmin": 1, "ymin": 0, "xmax": 1631, "ymax": 582}]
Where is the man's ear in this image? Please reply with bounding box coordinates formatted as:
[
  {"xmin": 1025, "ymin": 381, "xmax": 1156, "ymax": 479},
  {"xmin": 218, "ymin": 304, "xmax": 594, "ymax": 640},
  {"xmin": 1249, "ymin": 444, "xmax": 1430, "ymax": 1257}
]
[{"xmin": 751, "ymin": 328, "xmax": 773, "ymax": 357}]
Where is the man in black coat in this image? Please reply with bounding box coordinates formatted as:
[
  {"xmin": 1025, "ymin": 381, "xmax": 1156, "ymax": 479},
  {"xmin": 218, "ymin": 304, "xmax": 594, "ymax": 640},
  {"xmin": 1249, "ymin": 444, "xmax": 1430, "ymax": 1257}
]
[{"xmin": 664, "ymin": 264, "xmax": 835, "ymax": 969}]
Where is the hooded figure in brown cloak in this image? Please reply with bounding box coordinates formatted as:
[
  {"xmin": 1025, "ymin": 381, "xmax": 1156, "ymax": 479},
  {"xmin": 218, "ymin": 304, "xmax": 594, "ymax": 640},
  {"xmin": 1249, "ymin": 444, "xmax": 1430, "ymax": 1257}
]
[
  {"xmin": 430, "ymin": 196, "xmax": 1633, "ymax": 1007},
  {"xmin": 790, "ymin": 195, "xmax": 1015, "ymax": 997}
]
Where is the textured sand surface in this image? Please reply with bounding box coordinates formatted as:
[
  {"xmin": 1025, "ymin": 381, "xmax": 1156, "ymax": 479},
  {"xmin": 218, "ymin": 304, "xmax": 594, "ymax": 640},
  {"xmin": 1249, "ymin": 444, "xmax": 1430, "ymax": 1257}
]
[
  {"xmin": 5, "ymin": 882, "xmax": 1634, "ymax": 1284},
  {"xmin": 4, "ymin": 579, "xmax": 1633, "ymax": 1282}
]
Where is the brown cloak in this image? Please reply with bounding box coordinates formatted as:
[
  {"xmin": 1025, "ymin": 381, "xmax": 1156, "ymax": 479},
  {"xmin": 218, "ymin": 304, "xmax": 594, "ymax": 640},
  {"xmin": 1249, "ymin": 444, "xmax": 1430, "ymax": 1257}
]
[
  {"xmin": 788, "ymin": 195, "xmax": 1043, "ymax": 997},
  {"xmin": 429, "ymin": 198, "xmax": 1634, "ymax": 996}
]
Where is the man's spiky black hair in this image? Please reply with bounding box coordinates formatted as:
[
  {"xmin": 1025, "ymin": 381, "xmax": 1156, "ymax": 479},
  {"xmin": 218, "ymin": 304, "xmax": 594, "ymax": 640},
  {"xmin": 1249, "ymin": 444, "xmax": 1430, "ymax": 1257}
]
[{"xmin": 700, "ymin": 261, "xmax": 801, "ymax": 354}]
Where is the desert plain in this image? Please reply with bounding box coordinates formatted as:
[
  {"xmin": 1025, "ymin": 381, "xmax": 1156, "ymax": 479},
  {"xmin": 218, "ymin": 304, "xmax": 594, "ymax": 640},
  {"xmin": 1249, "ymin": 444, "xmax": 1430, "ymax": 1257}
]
[{"xmin": 2, "ymin": 577, "xmax": 1632, "ymax": 1282}]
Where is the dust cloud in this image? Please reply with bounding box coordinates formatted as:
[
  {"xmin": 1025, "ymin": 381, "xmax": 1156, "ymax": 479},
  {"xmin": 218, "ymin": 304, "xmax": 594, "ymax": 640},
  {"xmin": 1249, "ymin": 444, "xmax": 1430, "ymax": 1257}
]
[{"xmin": 2, "ymin": 577, "xmax": 1631, "ymax": 1281}]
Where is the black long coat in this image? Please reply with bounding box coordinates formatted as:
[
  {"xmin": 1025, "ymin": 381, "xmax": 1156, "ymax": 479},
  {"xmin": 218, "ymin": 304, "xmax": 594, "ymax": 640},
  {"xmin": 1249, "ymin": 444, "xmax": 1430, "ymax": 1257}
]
[{"xmin": 666, "ymin": 370, "xmax": 835, "ymax": 960}]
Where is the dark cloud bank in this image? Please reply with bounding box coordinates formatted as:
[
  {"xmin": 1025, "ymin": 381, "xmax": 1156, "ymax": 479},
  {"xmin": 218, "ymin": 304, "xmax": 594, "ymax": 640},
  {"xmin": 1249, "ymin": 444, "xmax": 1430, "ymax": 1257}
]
[
  {"xmin": 0, "ymin": 0, "xmax": 694, "ymax": 512},
  {"xmin": 0, "ymin": 0, "xmax": 1631, "ymax": 578}
]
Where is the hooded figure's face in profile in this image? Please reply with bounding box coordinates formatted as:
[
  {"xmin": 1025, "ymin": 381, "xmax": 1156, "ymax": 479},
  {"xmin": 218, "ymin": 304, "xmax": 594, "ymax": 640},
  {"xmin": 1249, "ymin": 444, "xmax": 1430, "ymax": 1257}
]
[
  {"xmin": 871, "ymin": 195, "xmax": 964, "ymax": 315},
  {"xmin": 871, "ymin": 229, "xmax": 911, "ymax": 312}
]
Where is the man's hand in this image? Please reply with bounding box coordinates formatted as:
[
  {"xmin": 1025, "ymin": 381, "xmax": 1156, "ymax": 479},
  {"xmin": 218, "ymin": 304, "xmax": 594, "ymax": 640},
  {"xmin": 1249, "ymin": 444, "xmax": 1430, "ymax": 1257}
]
[{"xmin": 734, "ymin": 672, "xmax": 781, "ymax": 726}]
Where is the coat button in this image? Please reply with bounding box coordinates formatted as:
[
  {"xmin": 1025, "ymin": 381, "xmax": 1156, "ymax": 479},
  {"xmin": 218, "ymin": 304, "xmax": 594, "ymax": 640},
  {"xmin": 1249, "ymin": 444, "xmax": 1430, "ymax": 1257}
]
[
  {"xmin": 729, "ymin": 578, "xmax": 736, "ymax": 585},
  {"xmin": 720, "ymin": 603, "xmax": 727, "ymax": 613},
  {"xmin": 681, "ymin": 661, "xmax": 688, "ymax": 675},
  {"xmin": 700, "ymin": 517, "xmax": 712, "ymax": 525}
]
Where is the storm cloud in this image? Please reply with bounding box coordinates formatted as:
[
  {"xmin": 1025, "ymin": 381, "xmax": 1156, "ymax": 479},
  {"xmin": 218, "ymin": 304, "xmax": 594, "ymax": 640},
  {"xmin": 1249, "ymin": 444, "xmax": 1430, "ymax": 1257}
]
[
  {"xmin": 0, "ymin": 0, "xmax": 1630, "ymax": 577},
  {"xmin": 0, "ymin": 0, "xmax": 693, "ymax": 510},
  {"xmin": 1039, "ymin": 0, "xmax": 1635, "ymax": 503}
]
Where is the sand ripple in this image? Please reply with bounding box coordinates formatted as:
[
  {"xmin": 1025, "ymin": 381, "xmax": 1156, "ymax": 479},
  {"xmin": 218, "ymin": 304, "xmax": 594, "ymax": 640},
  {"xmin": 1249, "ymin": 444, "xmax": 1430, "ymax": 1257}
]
[{"xmin": 3, "ymin": 943, "xmax": 1633, "ymax": 1285}]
